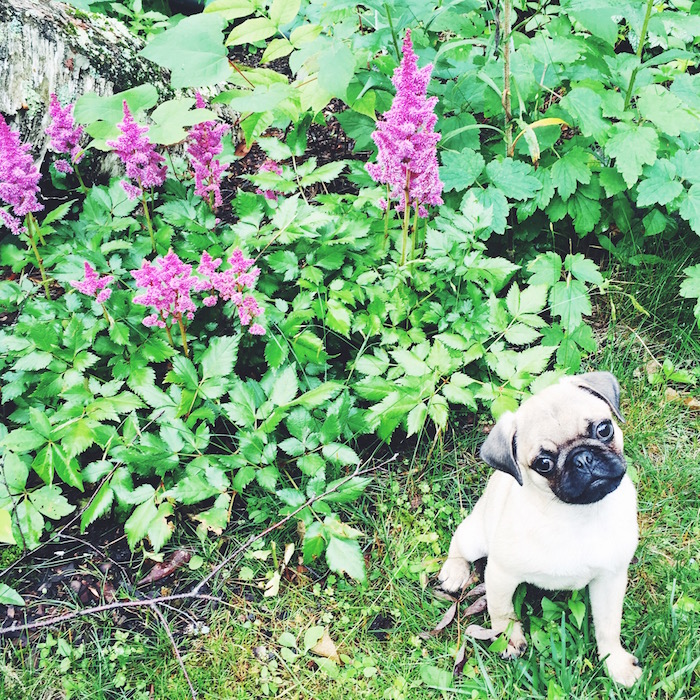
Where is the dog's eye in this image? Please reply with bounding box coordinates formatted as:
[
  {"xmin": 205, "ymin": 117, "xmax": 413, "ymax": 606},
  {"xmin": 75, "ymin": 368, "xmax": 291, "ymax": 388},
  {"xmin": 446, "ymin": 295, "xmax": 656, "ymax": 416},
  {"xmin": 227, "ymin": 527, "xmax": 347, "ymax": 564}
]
[
  {"xmin": 532, "ymin": 456, "xmax": 554, "ymax": 475},
  {"xmin": 594, "ymin": 420, "xmax": 614, "ymax": 442}
]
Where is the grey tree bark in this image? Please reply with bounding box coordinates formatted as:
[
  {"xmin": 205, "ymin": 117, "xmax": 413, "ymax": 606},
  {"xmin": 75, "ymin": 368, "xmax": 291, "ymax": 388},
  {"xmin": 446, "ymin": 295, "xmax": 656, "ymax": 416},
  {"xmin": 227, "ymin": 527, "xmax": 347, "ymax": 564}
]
[{"xmin": 0, "ymin": 0, "xmax": 169, "ymax": 161}]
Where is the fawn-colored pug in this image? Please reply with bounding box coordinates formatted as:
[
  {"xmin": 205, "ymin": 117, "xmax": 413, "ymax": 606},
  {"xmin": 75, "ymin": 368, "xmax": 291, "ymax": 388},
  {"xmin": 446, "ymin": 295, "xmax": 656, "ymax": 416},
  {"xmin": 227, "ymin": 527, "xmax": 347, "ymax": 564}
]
[{"xmin": 438, "ymin": 372, "xmax": 641, "ymax": 686}]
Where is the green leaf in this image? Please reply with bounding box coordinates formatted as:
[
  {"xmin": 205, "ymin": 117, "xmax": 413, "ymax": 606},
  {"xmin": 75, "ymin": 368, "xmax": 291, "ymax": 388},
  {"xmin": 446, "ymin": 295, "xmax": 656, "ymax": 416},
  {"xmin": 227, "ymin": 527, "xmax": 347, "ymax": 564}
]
[
  {"xmin": 0, "ymin": 583, "xmax": 24, "ymax": 606},
  {"xmin": 232, "ymin": 465, "xmax": 256, "ymax": 491},
  {"xmin": 140, "ymin": 14, "xmax": 232, "ymax": 88},
  {"xmin": 298, "ymin": 454, "xmax": 325, "ymax": 477},
  {"xmin": 317, "ymin": 42, "xmax": 356, "ymax": 100},
  {"xmin": 303, "ymin": 521, "xmax": 326, "ymax": 563},
  {"xmin": 567, "ymin": 1, "xmax": 619, "ymax": 44},
  {"xmin": 269, "ymin": 0, "xmax": 300, "ymax": 26},
  {"xmin": 80, "ymin": 480, "xmax": 114, "ymax": 533},
  {"xmin": 29, "ymin": 485, "xmax": 75, "ymax": 520},
  {"xmin": 1, "ymin": 427, "xmax": 46, "ymax": 453},
  {"xmin": 28, "ymin": 407, "xmax": 51, "ymax": 439},
  {"xmin": 325, "ymin": 298, "xmax": 351, "ymax": 336},
  {"xmin": 124, "ymin": 497, "xmax": 158, "ymax": 550},
  {"xmin": 147, "ymin": 502, "xmax": 174, "ymax": 552},
  {"xmin": 0, "ymin": 508, "xmax": 15, "ymax": 544},
  {"xmin": 680, "ymin": 264, "xmax": 700, "ymax": 322},
  {"xmin": 52, "ymin": 445, "xmax": 84, "ymax": 492},
  {"xmin": 679, "ymin": 184, "xmax": 700, "ymax": 235},
  {"xmin": 551, "ymin": 147, "xmax": 591, "ymax": 201},
  {"xmin": 322, "ymin": 444, "xmax": 360, "ymax": 467},
  {"xmin": 440, "ymin": 148, "xmax": 485, "ymax": 192},
  {"xmin": 226, "ymin": 83, "xmax": 295, "ymax": 113},
  {"xmin": 262, "ymin": 38, "xmax": 294, "ymax": 63},
  {"xmin": 636, "ymin": 85, "xmax": 700, "ymax": 137},
  {"xmin": 203, "ymin": 0, "xmax": 254, "ymax": 20},
  {"xmin": 486, "ymin": 158, "xmax": 542, "ymax": 201},
  {"xmin": 636, "ymin": 160, "xmax": 683, "ymax": 207},
  {"xmin": 560, "ymin": 87, "xmax": 609, "ymax": 138},
  {"xmin": 565, "ymin": 254, "xmax": 603, "ymax": 285},
  {"xmin": 225, "ymin": 16, "xmax": 277, "ymax": 46},
  {"xmin": 325, "ymin": 536, "xmax": 365, "ymax": 582},
  {"xmin": 604, "ymin": 123, "xmax": 659, "ymax": 188},
  {"xmin": 324, "ymin": 476, "xmax": 371, "ymax": 504},
  {"xmin": 200, "ymin": 335, "xmax": 240, "ymax": 381},
  {"xmin": 13, "ymin": 498, "xmax": 44, "ymax": 550},
  {"xmin": 74, "ymin": 84, "xmax": 159, "ymax": 129},
  {"xmin": 528, "ymin": 252, "xmax": 562, "ymax": 287},
  {"xmin": 148, "ymin": 98, "xmax": 219, "ymax": 145},
  {"xmin": 550, "ymin": 279, "xmax": 591, "ymax": 330},
  {"xmin": 567, "ymin": 191, "xmax": 602, "ymax": 235},
  {"xmin": 269, "ymin": 365, "xmax": 299, "ymax": 406}
]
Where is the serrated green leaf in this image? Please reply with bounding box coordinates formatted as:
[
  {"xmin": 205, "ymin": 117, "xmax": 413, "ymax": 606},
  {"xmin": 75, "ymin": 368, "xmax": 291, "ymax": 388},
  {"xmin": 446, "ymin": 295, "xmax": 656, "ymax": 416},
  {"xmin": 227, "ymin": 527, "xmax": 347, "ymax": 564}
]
[
  {"xmin": 679, "ymin": 184, "xmax": 700, "ymax": 235},
  {"xmin": 567, "ymin": 191, "xmax": 601, "ymax": 235},
  {"xmin": 406, "ymin": 402, "xmax": 428, "ymax": 437},
  {"xmin": 80, "ymin": 480, "xmax": 114, "ymax": 533},
  {"xmin": 148, "ymin": 98, "xmax": 219, "ymax": 145},
  {"xmin": 29, "ymin": 485, "xmax": 75, "ymax": 520},
  {"xmin": 636, "ymin": 160, "xmax": 683, "ymax": 207},
  {"xmin": 303, "ymin": 521, "xmax": 326, "ymax": 563},
  {"xmin": 636, "ymin": 84, "xmax": 700, "ymax": 137},
  {"xmin": 528, "ymin": 252, "xmax": 562, "ymax": 287},
  {"xmin": 200, "ymin": 335, "xmax": 239, "ymax": 381},
  {"xmin": 560, "ymin": 87, "xmax": 609, "ymax": 138},
  {"xmin": 318, "ymin": 42, "xmax": 355, "ymax": 100},
  {"xmin": 262, "ymin": 37, "xmax": 294, "ymax": 63},
  {"xmin": 298, "ymin": 454, "xmax": 325, "ymax": 477},
  {"xmin": 269, "ymin": 365, "xmax": 299, "ymax": 406},
  {"xmin": 124, "ymin": 497, "xmax": 158, "ymax": 550},
  {"xmin": 322, "ymin": 444, "xmax": 360, "ymax": 466},
  {"xmin": 148, "ymin": 502, "xmax": 174, "ymax": 553},
  {"xmin": 440, "ymin": 148, "xmax": 485, "ymax": 192},
  {"xmin": 325, "ymin": 536, "xmax": 365, "ymax": 582},
  {"xmin": 1, "ymin": 427, "xmax": 46, "ymax": 453},
  {"xmin": 550, "ymin": 279, "xmax": 591, "ymax": 330},
  {"xmin": 551, "ymin": 147, "xmax": 591, "ymax": 201},
  {"xmin": 232, "ymin": 465, "xmax": 256, "ymax": 491},
  {"xmin": 13, "ymin": 498, "xmax": 44, "ymax": 550},
  {"xmin": 486, "ymin": 158, "xmax": 542, "ymax": 201},
  {"xmin": 565, "ymin": 254, "xmax": 603, "ymax": 285},
  {"xmin": 604, "ymin": 123, "xmax": 659, "ymax": 188},
  {"xmin": 680, "ymin": 264, "xmax": 700, "ymax": 321},
  {"xmin": 203, "ymin": 0, "xmax": 254, "ymax": 20},
  {"xmin": 505, "ymin": 323, "xmax": 542, "ymax": 345}
]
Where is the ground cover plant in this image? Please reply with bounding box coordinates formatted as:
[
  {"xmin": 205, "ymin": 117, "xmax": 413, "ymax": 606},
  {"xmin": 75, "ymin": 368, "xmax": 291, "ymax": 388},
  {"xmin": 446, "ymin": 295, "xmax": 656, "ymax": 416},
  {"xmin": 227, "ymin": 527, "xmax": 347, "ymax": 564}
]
[{"xmin": 1, "ymin": 0, "xmax": 699, "ymax": 697}]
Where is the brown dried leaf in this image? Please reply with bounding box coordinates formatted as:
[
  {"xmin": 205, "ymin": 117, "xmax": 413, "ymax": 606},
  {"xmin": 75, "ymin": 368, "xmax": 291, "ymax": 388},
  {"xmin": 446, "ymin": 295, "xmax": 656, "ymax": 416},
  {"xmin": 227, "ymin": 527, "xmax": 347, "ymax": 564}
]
[
  {"xmin": 464, "ymin": 582, "xmax": 486, "ymax": 598},
  {"xmin": 465, "ymin": 624, "xmax": 497, "ymax": 641},
  {"xmin": 453, "ymin": 643, "xmax": 468, "ymax": 676},
  {"xmin": 310, "ymin": 629, "xmax": 340, "ymax": 663},
  {"xmin": 138, "ymin": 550, "xmax": 192, "ymax": 586},
  {"xmin": 418, "ymin": 601, "xmax": 458, "ymax": 639},
  {"xmin": 463, "ymin": 595, "xmax": 487, "ymax": 616}
]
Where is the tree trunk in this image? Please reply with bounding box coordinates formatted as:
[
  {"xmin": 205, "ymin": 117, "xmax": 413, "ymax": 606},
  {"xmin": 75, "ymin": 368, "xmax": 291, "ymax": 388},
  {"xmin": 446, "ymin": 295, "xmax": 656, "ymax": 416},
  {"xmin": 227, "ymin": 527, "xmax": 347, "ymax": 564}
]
[{"xmin": 0, "ymin": 0, "xmax": 170, "ymax": 161}]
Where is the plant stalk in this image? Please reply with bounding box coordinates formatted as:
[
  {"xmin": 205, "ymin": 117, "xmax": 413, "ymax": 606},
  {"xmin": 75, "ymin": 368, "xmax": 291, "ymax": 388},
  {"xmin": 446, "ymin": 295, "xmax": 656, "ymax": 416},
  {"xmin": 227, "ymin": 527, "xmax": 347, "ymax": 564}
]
[
  {"xmin": 25, "ymin": 214, "xmax": 51, "ymax": 299},
  {"xmin": 177, "ymin": 316, "xmax": 189, "ymax": 357},
  {"xmin": 141, "ymin": 188, "xmax": 156, "ymax": 252},
  {"xmin": 623, "ymin": 0, "xmax": 655, "ymax": 110},
  {"xmin": 502, "ymin": 0, "xmax": 513, "ymax": 156},
  {"xmin": 400, "ymin": 170, "xmax": 412, "ymax": 266}
]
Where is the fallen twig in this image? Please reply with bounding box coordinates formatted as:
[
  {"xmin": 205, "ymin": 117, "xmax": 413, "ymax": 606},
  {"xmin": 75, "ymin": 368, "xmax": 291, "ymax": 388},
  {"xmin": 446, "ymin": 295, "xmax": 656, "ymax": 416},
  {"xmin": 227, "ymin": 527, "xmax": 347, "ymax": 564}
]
[
  {"xmin": 151, "ymin": 603, "xmax": 197, "ymax": 700},
  {"xmin": 0, "ymin": 454, "xmax": 393, "ymax": 637}
]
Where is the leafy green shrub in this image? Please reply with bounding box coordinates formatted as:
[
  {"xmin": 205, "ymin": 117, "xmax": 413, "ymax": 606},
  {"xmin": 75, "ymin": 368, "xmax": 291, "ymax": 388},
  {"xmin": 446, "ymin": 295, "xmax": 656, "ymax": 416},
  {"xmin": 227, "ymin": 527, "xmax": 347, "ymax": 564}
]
[{"xmin": 2, "ymin": 0, "xmax": 697, "ymax": 603}]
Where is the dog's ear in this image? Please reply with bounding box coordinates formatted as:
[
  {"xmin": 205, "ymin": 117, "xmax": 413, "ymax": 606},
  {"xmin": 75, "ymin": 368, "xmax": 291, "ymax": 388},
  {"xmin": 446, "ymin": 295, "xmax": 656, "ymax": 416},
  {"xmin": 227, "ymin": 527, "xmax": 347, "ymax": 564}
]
[
  {"xmin": 573, "ymin": 371, "xmax": 624, "ymax": 422},
  {"xmin": 480, "ymin": 412, "xmax": 522, "ymax": 485}
]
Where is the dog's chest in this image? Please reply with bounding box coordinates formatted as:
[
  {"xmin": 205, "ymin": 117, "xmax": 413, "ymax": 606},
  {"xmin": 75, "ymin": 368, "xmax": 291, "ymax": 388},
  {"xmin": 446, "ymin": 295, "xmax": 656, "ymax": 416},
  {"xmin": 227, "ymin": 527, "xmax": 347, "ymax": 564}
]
[{"xmin": 491, "ymin": 478, "xmax": 637, "ymax": 589}]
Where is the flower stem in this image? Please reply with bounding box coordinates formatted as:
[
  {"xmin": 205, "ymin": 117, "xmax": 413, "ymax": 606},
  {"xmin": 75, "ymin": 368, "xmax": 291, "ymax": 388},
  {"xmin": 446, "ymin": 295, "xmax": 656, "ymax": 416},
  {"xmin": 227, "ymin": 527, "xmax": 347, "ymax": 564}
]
[
  {"xmin": 177, "ymin": 316, "xmax": 189, "ymax": 357},
  {"xmin": 161, "ymin": 312, "xmax": 175, "ymax": 348},
  {"xmin": 623, "ymin": 0, "xmax": 654, "ymax": 110},
  {"xmin": 382, "ymin": 183, "xmax": 390, "ymax": 250},
  {"xmin": 502, "ymin": 0, "xmax": 513, "ymax": 156},
  {"xmin": 141, "ymin": 190, "xmax": 156, "ymax": 253},
  {"xmin": 25, "ymin": 214, "xmax": 51, "ymax": 299},
  {"xmin": 400, "ymin": 170, "xmax": 412, "ymax": 266},
  {"xmin": 410, "ymin": 204, "xmax": 420, "ymax": 260},
  {"xmin": 74, "ymin": 162, "xmax": 88, "ymax": 194}
]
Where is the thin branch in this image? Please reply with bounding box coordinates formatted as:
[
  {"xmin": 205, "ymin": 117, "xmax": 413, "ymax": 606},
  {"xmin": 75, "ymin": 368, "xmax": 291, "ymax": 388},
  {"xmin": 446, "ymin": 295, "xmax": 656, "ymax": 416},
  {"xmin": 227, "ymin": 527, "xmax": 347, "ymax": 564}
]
[
  {"xmin": 150, "ymin": 604, "xmax": 197, "ymax": 700},
  {"xmin": 0, "ymin": 454, "xmax": 395, "ymax": 637}
]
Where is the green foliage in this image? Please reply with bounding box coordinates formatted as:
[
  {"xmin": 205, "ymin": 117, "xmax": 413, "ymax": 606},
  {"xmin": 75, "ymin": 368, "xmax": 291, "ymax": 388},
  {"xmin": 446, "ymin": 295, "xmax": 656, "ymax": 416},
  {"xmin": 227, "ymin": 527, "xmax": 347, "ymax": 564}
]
[{"xmin": 1, "ymin": 0, "xmax": 698, "ymax": 601}]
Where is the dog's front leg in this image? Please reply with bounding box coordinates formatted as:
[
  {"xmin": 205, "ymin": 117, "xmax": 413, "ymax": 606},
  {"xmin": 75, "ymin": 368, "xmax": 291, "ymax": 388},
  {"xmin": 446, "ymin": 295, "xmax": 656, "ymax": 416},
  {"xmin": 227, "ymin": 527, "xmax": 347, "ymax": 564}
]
[
  {"xmin": 589, "ymin": 571, "xmax": 641, "ymax": 686},
  {"xmin": 485, "ymin": 562, "xmax": 527, "ymax": 658}
]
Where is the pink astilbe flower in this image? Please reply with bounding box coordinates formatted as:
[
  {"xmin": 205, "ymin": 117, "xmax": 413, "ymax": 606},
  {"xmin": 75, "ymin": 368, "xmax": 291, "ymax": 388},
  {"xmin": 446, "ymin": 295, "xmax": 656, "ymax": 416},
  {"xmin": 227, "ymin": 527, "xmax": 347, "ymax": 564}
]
[
  {"xmin": 366, "ymin": 29, "xmax": 443, "ymax": 217},
  {"xmin": 106, "ymin": 101, "xmax": 167, "ymax": 200},
  {"xmin": 70, "ymin": 261, "xmax": 114, "ymax": 303},
  {"xmin": 186, "ymin": 93, "xmax": 230, "ymax": 208},
  {"xmin": 0, "ymin": 115, "xmax": 44, "ymax": 235},
  {"xmin": 131, "ymin": 250, "xmax": 204, "ymax": 328},
  {"xmin": 46, "ymin": 94, "xmax": 84, "ymax": 174},
  {"xmin": 255, "ymin": 159, "xmax": 283, "ymax": 201}
]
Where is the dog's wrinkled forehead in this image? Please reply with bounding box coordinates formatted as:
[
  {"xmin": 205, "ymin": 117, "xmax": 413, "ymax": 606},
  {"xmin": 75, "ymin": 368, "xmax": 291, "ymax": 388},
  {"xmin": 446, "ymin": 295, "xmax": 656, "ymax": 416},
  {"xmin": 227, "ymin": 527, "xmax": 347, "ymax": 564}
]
[{"xmin": 515, "ymin": 381, "xmax": 614, "ymax": 449}]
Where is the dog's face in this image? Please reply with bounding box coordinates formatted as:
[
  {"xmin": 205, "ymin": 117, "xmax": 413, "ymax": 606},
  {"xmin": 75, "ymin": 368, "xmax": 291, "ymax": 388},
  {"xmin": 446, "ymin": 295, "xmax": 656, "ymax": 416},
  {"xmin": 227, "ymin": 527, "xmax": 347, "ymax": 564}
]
[{"xmin": 481, "ymin": 372, "xmax": 627, "ymax": 504}]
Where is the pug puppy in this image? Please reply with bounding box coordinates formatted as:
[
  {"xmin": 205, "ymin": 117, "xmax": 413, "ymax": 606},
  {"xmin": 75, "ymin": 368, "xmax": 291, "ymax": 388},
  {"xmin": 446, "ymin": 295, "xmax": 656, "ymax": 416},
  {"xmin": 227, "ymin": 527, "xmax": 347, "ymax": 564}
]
[{"xmin": 438, "ymin": 372, "xmax": 641, "ymax": 686}]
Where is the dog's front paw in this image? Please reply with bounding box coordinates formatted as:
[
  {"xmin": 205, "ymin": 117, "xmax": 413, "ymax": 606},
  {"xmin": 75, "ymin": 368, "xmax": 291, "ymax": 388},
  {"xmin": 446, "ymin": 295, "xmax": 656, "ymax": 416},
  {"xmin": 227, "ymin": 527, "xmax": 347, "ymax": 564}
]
[
  {"xmin": 500, "ymin": 622, "xmax": 527, "ymax": 660},
  {"xmin": 437, "ymin": 557, "xmax": 471, "ymax": 593},
  {"xmin": 605, "ymin": 650, "xmax": 642, "ymax": 687}
]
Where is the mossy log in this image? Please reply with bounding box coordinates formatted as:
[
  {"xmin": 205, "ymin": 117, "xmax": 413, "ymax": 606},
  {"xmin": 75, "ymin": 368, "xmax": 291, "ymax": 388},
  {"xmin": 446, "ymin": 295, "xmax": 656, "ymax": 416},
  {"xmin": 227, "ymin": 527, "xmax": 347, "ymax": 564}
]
[{"xmin": 0, "ymin": 0, "xmax": 170, "ymax": 161}]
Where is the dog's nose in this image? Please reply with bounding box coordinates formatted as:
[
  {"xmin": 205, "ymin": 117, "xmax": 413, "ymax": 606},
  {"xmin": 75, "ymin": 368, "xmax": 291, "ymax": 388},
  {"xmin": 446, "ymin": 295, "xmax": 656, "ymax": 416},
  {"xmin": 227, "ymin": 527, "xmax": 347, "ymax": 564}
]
[{"xmin": 571, "ymin": 448, "xmax": 594, "ymax": 471}]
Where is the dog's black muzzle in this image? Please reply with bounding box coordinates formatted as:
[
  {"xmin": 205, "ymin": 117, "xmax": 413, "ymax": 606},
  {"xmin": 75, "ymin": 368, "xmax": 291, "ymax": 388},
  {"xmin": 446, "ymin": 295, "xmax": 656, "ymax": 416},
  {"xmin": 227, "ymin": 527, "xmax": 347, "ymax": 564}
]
[{"xmin": 556, "ymin": 446, "xmax": 626, "ymax": 504}]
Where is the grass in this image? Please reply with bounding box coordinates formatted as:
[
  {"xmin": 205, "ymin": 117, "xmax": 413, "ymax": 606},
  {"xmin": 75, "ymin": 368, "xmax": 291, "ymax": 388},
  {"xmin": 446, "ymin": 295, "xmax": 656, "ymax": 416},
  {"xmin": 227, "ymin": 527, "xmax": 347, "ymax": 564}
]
[{"xmin": 2, "ymin": 255, "xmax": 699, "ymax": 700}]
